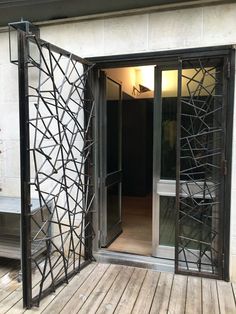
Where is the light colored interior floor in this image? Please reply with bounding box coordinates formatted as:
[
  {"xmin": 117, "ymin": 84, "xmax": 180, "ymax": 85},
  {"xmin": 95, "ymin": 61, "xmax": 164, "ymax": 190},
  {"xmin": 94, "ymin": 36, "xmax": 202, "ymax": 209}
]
[{"xmin": 107, "ymin": 195, "xmax": 152, "ymax": 256}]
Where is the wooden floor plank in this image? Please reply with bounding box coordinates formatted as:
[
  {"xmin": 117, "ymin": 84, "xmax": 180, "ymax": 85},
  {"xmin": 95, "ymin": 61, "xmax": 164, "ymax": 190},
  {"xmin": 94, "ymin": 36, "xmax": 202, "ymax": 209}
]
[
  {"xmin": 60, "ymin": 263, "xmax": 110, "ymax": 314},
  {"xmin": 24, "ymin": 284, "xmax": 65, "ymax": 314},
  {"xmin": 232, "ymin": 282, "xmax": 236, "ymax": 305},
  {"xmin": 3, "ymin": 264, "xmax": 47, "ymax": 314},
  {"xmin": 22, "ymin": 281, "xmax": 67, "ymax": 314},
  {"xmin": 0, "ymin": 260, "xmax": 236, "ymax": 314},
  {"xmin": 6, "ymin": 256, "xmax": 69, "ymax": 314},
  {"xmin": 114, "ymin": 268, "xmax": 147, "ymax": 314},
  {"xmin": 132, "ymin": 270, "xmax": 160, "ymax": 314},
  {"xmin": 0, "ymin": 268, "xmax": 20, "ymax": 292},
  {"xmin": 0, "ymin": 289, "xmax": 22, "ymax": 314},
  {"xmin": 150, "ymin": 272, "xmax": 173, "ymax": 314},
  {"xmin": 0, "ymin": 269, "xmax": 21, "ymax": 309},
  {"xmin": 202, "ymin": 278, "xmax": 219, "ymax": 314},
  {"xmin": 168, "ymin": 274, "xmax": 187, "ymax": 314},
  {"xmin": 217, "ymin": 280, "xmax": 236, "ymax": 314},
  {"xmin": 42, "ymin": 262, "xmax": 98, "ymax": 314},
  {"xmin": 0, "ymin": 266, "xmax": 11, "ymax": 279},
  {"xmin": 185, "ymin": 276, "xmax": 202, "ymax": 314},
  {"xmin": 31, "ymin": 256, "xmax": 69, "ymax": 300},
  {"xmin": 96, "ymin": 266, "xmax": 134, "ymax": 314},
  {"xmin": 0, "ymin": 262, "xmax": 19, "ymax": 279},
  {"xmin": 78, "ymin": 264, "xmax": 122, "ymax": 314}
]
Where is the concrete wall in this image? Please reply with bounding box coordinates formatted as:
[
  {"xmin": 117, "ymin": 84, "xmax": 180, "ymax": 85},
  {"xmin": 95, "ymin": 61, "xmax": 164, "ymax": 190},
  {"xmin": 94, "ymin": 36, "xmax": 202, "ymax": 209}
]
[
  {"xmin": 0, "ymin": 2, "xmax": 236, "ymax": 280},
  {"xmin": 0, "ymin": 31, "xmax": 20, "ymax": 196},
  {"xmin": 38, "ymin": 4, "xmax": 236, "ymax": 57}
]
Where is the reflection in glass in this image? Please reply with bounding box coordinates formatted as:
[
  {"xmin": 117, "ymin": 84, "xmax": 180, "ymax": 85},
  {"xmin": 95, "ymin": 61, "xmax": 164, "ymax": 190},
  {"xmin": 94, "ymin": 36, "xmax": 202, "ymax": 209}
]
[
  {"xmin": 159, "ymin": 196, "xmax": 175, "ymax": 246},
  {"xmin": 161, "ymin": 98, "xmax": 177, "ymax": 179},
  {"xmin": 160, "ymin": 68, "xmax": 216, "ymax": 180},
  {"xmin": 160, "ymin": 70, "xmax": 178, "ymax": 180}
]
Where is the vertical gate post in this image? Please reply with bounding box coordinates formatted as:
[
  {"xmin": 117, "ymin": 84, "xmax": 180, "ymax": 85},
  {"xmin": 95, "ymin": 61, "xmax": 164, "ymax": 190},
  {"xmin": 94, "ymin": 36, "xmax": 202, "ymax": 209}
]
[
  {"xmin": 175, "ymin": 58, "xmax": 182, "ymax": 274},
  {"xmin": 17, "ymin": 29, "xmax": 32, "ymax": 308},
  {"xmin": 9, "ymin": 21, "xmax": 40, "ymax": 308},
  {"xmin": 84, "ymin": 66, "xmax": 95, "ymax": 261}
]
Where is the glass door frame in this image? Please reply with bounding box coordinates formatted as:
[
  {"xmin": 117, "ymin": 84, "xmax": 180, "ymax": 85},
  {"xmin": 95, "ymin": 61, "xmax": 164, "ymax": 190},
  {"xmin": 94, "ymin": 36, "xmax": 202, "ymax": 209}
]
[
  {"xmin": 99, "ymin": 71, "xmax": 123, "ymax": 247},
  {"xmin": 152, "ymin": 62, "xmax": 178, "ymax": 259}
]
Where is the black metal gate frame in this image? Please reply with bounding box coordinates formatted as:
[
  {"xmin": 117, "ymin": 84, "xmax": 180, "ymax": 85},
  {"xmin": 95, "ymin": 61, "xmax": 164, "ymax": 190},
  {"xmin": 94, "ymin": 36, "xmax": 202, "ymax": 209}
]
[
  {"xmin": 175, "ymin": 57, "xmax": 227, "ymax": 278},
  {"xmin": 9, "ymin": 21, "xmax": 95, "ymax": 308}
]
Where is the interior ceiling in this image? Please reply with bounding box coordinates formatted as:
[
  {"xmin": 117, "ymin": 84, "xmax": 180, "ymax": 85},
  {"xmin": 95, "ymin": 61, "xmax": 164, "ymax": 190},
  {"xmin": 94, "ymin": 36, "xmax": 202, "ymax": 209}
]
[{"xmin": 0, "ymin": 0, "xmax": 233, "ymax": 27}]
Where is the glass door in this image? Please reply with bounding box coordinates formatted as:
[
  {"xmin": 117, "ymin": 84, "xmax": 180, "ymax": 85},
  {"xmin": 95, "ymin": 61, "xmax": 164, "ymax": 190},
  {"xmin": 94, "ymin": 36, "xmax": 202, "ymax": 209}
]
[
  {"xmin": 153, "ymin": 59, "xmax": 226, "ymax": 279},
  {"xmin": 100, "ymin": 72, "xmax": 122, "ymax": 247},
  {"xmin": 152, "ymin": 66, "xmax": 178, "ymax": 259}
]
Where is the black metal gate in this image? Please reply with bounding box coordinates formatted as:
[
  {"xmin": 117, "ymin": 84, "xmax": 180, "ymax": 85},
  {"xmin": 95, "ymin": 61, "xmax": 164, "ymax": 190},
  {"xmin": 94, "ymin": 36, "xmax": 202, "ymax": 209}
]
[
  {"xmin": 175, "ymin": 57, "xmax": 227, "ymax": 278},
  {"xmin": 9, "ymin": 21, "xmax": 95, "ymax": 308}
]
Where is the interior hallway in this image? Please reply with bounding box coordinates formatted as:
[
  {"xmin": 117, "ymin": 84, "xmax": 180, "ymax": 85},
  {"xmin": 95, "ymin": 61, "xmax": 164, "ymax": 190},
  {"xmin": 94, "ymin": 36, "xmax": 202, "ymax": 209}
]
[{"xmin": 107, "ymin": 196, "xmax": 152, "ymax": 256}]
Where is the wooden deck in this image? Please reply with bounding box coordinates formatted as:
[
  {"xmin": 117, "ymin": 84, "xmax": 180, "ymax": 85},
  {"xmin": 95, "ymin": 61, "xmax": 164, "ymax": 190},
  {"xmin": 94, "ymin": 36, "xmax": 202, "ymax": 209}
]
[{"xmin": 0, "ymin": 259, "xmax": 235, "ymax": 313}]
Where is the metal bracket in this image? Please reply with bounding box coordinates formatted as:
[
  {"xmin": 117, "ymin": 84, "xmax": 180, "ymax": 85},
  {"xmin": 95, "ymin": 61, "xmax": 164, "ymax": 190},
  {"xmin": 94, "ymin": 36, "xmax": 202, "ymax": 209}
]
[
  {"xmin": 227, "ymin": 60, "xmax": 231, "ymax": 79},
  {"xmin": 222, "ymin": 159, "xmax": 228, "ymax": 176}
]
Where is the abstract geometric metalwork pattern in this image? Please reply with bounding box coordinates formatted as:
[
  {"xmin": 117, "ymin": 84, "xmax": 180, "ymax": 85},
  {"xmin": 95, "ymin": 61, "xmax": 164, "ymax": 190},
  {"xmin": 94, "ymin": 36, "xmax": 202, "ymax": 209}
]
[
  {"xmin": 24, "ymin": 35, "xmax": 95, "ymax": 306},
  {"xmin": 176, "ymin": 58, "xmax": 225, "ymax": 277}
]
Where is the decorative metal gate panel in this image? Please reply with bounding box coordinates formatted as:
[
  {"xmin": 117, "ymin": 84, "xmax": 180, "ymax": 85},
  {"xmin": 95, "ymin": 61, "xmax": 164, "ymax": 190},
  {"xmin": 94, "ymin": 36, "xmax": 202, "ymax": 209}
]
[
  {"xmin": 10, "ymin": 22, "xmax": 95, "ymax": 307},
  {"xmin": 176, "ymin": 57, "xmax": 226, "ymax": 278}
]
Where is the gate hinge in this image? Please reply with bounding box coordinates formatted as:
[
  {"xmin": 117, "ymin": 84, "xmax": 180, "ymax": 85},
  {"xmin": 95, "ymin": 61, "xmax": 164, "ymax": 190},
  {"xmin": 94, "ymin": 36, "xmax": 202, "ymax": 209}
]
[
  {"xmin": 98, "ymin": 230, "xmax": 101, "ymax": 247},
  {"xmin": 222, "ymin": 159, "xmax": 227, "ymax": 176},
  {"xmin": 222, "ymin": 252, "xmax": 225, "ymax": 270}
]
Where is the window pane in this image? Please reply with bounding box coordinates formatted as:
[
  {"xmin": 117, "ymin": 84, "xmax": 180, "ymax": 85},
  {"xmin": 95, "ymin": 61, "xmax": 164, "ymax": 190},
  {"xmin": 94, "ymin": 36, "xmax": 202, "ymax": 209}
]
[{"xmin": 160, "ymin": 70, "xmax": 178, "ymax": 180}]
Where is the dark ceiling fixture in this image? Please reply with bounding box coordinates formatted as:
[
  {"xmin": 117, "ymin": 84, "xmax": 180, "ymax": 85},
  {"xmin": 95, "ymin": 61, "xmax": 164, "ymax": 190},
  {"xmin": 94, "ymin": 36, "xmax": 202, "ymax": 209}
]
[{"xmin": 132, "ymin": 84, "xmax": 151, "ymax": 96}]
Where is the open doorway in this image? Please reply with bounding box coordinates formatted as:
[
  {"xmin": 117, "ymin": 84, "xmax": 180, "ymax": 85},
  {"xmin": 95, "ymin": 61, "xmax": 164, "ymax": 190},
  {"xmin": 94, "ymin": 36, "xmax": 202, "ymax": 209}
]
[
  {"xmin": 100, "ymin": 66, "xmax": 154, "ymax": 256},
  {"xmin": 99, "ymin": 65, "xmax": 178, "ymax": 258}
]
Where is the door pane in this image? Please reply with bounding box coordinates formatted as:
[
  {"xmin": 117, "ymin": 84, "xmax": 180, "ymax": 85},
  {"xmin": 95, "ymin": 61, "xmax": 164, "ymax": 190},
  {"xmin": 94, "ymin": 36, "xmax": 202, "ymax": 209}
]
[
  {"xmin": 101, "ymin": 75, "xmax": 122, "ymax": 247},
  {"xmin": 161, "ymin": 98, "xmax": 177, "ymax": 179},
  {"xmin": 161, "ymin": 70, "xmax": 177, "ymax": 180},
  {"xmin": 107, "ymin": 79, "xmax": 121, "ymax": 174}
]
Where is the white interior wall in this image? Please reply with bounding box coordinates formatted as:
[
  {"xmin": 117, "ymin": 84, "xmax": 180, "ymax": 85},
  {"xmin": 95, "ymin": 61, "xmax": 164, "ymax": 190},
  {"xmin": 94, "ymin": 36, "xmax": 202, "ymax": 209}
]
[
  {"xmin": 0, "ymin": 2, "xmax": 236, "ymax": 280},
  {"xmin": 106, "ymin": 67, "xmax": 215, "ymax": 98},
  {"xmin": 105, "ymin": 67, "xmax": 136, "ymax": 97}
]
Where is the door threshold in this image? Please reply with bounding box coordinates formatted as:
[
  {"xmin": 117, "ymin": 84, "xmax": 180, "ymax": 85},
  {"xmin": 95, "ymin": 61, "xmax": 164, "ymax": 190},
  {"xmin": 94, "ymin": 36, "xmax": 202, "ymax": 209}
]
[{"xmin": 94, "ymin": 249, "xmax": 174, "ymax": 273}]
